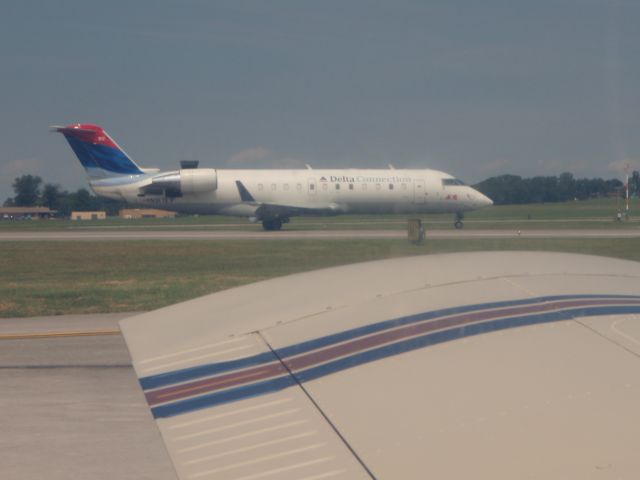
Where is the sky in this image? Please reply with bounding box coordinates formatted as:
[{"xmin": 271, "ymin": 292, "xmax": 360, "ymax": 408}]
[{"xmin": 1, "ymin": 0, "xmax": 639, "ymax": 201}]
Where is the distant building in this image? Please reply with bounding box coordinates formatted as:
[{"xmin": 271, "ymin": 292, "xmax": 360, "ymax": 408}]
[
  {"xmin": 71, "ymin": 211, "xmax": 106, "ymax": 221},
  {"xmin": 0, "ymin": 207, "xmax": 57, "ymax": 220},
  {"xmin": 119, "ymin": 208, "xmax": 176, "ymax": 219}
]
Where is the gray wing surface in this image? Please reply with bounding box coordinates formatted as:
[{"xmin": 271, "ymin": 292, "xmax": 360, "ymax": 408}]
[
  {"xmin": 120, "ymin": 252, "xmax": 640, "ymax": 479},
  {"xmin": 234, "ymin": 180, "xmax": 340, "ymax": 217},
  {"xmin": 133, "ymin": 331, "xmax": 370, "ymax": 480}
]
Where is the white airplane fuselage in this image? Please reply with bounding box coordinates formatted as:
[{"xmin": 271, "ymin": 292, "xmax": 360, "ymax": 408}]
[{"xmin": 93, "ymin": 168, "xmax": 491, "ymax": 215}]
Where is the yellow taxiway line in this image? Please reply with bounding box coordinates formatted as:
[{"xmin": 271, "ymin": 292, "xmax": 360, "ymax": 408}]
[{"xmin": 0, "ymin": 329, "xmax": 121, "ymax": 340}]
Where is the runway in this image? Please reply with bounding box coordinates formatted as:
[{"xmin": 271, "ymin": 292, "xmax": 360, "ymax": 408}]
[
  {"xmin": 0, "ymin": 313, "xmax": 177, "ymax": 480},
  {"xmin": 1, "ymin": 228, "xmax": 639, "ymax": 241}
]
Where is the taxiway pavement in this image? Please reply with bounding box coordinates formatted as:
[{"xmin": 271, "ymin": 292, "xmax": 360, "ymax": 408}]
[{"xmin": 0, "ymin": 313, "xmax": 177, "ymax": 480}]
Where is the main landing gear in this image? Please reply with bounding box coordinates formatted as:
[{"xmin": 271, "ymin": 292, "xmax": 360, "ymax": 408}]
[
  {"xmin": 261, "ymin": 217, "xmax": 289, "ymax": 231},
  {"xmin": 262, "ymin": 219, "xmax": 282, "ymax": 231},
  {"xmin": 454, "ymin": 212, "xmax": 464, "ymax": 229}
]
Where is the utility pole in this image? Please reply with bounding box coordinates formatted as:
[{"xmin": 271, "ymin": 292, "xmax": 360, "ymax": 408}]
[{"xmin": 625, "ymin": 163, "xmax": 630, "ymax": 219}]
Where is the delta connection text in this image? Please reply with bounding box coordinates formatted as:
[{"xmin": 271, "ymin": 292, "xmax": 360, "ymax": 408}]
[{"xmin": 324, "ymin": 175, "xmax": 413, "ymax": 183}]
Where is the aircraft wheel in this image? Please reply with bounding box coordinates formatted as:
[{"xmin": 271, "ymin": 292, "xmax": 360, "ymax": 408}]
[
  {"xmin": 454, "ymin": 212, "xmax": 464, "ymax": 229},
  {"xmin": 262, "ymin": 219, "xmax": 283, "ymax": 231}
]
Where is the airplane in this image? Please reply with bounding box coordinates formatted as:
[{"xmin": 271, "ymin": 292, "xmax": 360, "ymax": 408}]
[
  {"xmin": 119, "ymin": 251, "xmax": 640, "ymax": 479},
  {"xmin": 51, "ymin": 123, "xmax": 493, "ymax": 230}
]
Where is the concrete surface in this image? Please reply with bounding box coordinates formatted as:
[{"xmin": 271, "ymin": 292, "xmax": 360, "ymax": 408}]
[{"xmin": 0, "ymin": 314, "xmax": 177, "ymax": 480}]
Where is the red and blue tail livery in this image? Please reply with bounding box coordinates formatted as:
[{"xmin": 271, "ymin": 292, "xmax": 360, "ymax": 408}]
[{"xmin": 51, "ymin": 124, "xmax": 144, "ymax": 178}]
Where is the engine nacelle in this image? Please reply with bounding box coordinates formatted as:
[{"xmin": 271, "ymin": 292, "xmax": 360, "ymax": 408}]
[
  {"xmin": 179, "ymin": 168, "xmax": 218, "ymax": 195},
  {"xmin": 148, "ymin": 169, "xmax": 217, "ymax": 196}
]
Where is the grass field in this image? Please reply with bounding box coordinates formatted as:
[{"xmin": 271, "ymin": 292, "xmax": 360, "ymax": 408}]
[
  {"xmin": 2, "ymin": 237, "xmax": 639, "ymax": 318},
  {"xmin": 1, "ymin": 197, "xmax": 638, "ymax": 231}
]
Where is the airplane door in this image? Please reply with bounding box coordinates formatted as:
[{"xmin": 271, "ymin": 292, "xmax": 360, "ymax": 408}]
[
  {"xmin": 414, "ymin": 179, "xmax": 426, "ymax": 203},
  {"xmin": 308, "ymin": 178, "xmax": 317, "ymax": 195}
]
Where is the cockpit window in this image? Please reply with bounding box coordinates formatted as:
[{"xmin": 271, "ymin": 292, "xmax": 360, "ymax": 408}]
[{"xmin": 442, "ymin": 178, "xmax": 465, "ymax": 186}]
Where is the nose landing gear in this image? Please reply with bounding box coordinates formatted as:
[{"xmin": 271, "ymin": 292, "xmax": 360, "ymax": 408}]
[{"xmin": 454, "ymin": 212, "xmax": 464, "ymax": 229}]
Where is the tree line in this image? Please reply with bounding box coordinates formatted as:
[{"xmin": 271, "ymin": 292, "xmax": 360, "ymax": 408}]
[
  {"xmin": 473, "ymin": 171, "xmax": 639, "ymax": 205},
  {"xmin": 3, "ymin": 175, "xmax": 126, "ymax": 216}
]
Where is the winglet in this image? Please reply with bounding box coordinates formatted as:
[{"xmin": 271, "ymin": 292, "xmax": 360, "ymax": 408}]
[{"xmin": 235, "ymin": 180, "xmax": 256, "ymax": 202}]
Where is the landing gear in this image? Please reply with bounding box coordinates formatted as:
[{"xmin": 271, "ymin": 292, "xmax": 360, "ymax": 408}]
[
  {"xmin": 262, "ymin": 218, "xmax": 282, "ymax": 231},
  {"xmin": 261, "ymin": 217, "xmax": 289, "ymax": 231},
  {"xmin": 454, "ymin": 212, "xmax": 464, "ymax": 229}
]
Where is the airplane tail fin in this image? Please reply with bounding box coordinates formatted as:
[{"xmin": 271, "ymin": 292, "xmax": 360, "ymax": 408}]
[{"xmin": 51, "ymin": 124, "xmax": 144, "ymax": 179}]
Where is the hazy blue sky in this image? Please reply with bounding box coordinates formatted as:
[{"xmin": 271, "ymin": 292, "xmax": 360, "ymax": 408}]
[{"xmin": 1, "ymin": 0, "xmax": 639, "ymax": 201}]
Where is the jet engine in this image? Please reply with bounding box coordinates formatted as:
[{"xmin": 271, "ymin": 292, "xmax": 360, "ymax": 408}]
[{"xmin": 145, "ymin": 169, "xmax": 217, "ymax": 196}]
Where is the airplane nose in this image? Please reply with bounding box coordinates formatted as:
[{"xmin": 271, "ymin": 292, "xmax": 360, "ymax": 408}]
[
  {"xmin": 481, "ymin": 193, "xmax": 493, "ymax": 206},
  {"xmin": 471, "ymin": 189, "xmax": 493, "ymax": 207}
]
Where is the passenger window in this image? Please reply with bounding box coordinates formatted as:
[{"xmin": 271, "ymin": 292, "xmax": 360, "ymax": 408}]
[
  {"xmin": 335, "ymin": 184, "xmax": 340, "ymax": 190},
  {"xmin": 389, "ymin": 184, "xmax": 394, "ymax": 190},
  {"xmin": 310, "ymin": 184, "xmax": 315, "ymax": 190},
  {"xmin": 349, "ymin": 184, "xmax": 354, "ymax": 190}
]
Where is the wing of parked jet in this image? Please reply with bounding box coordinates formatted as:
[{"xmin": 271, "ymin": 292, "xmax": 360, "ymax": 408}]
[
  {"xmin": 120, "ymin": 252, "xmax": 640, "ymax": 479},
  {"xmin": 233, "ymin": 180, "xmax": 341, "ymax": 217}
]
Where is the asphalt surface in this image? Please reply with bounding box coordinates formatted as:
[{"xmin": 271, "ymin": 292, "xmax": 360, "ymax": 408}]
[
  {"xmin": 1, "ymin": 228, "xmax": 640, "ymax": 241},
  {"xmin": 0, "ymin": 313, "xmax": 177, "ymax": 480}
]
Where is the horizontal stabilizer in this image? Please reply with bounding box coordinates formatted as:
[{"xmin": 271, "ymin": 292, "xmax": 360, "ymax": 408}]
[{"xmin": 50, "ymin": 125, "xmax": 102, "ymax": 135}]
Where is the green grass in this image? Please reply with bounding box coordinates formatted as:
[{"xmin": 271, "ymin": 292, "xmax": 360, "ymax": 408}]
[
  {"xmin": 1, "ymin": 197, "xmax": 638, "ymax": 231},
  {"xmin": 2, "ymin": 238, "xmax": 639, "ymax": 317}
]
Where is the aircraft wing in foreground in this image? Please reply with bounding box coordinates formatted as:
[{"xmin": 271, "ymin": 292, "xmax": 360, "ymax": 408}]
[{"xmin": 119, "ymin": 252, "xmax": 640, "ymax": 479}]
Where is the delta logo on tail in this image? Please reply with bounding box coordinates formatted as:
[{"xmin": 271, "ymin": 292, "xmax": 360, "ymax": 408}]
[{"xmin": 51, "ymin": 124, "xmax": 144, "ymax": 178}]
